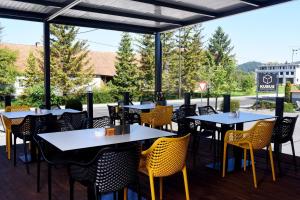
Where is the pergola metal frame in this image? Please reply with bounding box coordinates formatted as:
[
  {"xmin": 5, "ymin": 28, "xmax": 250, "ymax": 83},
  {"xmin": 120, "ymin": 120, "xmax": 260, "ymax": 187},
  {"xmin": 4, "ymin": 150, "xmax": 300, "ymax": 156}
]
[{"xmin": 0, "ymin": 0, "xmax": 292, "ymax": 108}]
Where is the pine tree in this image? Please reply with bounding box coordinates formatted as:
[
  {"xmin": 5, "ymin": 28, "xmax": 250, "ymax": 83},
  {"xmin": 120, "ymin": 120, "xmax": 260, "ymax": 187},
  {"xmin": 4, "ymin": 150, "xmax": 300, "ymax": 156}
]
[
  {"xmin": 23, "ymin": 51, "xmax": 42, "ymax": 88},
  {"xmin": 49, "ymin": 24, "xmax": 93, "ymax": 96},
  {"xmin": 207, "ymin": 26, "xmax": 237, "ymax": 97},
  {"xmin": 112, "ymin": 33, "xmax": 139, "ymax": 98},
  {"xmin": 208, "ymin": 26, "xmax": 234, "ymax": 66},
  {"xmin": 161, "ymin": 31, "xmax": 176, "ymax": 92},
  {"xmin": 136, "ymin": 34, "xmax": 155, "ymax": 92},
  {"xmin": 177, "ymin": 24, "xmax": 204, "ymax": 93}
]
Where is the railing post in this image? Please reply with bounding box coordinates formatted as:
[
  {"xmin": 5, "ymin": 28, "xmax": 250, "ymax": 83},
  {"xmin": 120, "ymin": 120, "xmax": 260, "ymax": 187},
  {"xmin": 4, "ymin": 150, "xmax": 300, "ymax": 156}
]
[
  {"xmin": 4, "ymin": 95, "xmax": 11, "ymax": 108},
  {"xmin": 123, "ymin": 92, "xmax": 130, "ymax": 105},
  {"xmin": 223, "ymin": 94, "xmax": 231, "ymax": 113},
  {"xmin": 184, "ymin": 93, "xmax": 191, "ymax": 105},
  {"xmin": 87, "ymin": 87, "xmax": 93, "ymax": 128},
  {"xmin": 275, "ymin": 97, "xmax": 284, "ymax": 119}
]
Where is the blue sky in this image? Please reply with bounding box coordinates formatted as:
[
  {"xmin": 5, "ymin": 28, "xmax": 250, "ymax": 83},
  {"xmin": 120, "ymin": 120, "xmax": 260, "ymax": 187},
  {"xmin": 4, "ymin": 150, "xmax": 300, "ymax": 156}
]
[{"xmin": 0, "ymin": 0, "xmax": 299, "ymax": 64}]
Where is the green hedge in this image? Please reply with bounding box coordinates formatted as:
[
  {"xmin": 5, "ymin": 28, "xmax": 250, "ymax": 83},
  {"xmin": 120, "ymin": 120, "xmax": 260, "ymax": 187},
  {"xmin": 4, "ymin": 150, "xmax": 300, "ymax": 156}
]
[{"xmin": 220, "ymin": 99, "xmax": 240, "ymax": 112}]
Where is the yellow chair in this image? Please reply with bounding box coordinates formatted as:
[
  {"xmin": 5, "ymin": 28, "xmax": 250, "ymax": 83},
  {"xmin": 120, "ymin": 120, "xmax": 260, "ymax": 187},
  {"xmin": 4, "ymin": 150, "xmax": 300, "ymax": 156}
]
[
  {"xmin": 139, "ymin": 134, "xmax": 190, "ymax": 200},
  {"xmin": 140, "ymin": 105, "xmax": 173, "ymax": 132},
  {"xmin": 222, "ymin": 120, "xmax": 276, "ymax": 188},
  {"xmin": 1, "ymin": 105, "xmax": 30, "ymax": 160}
]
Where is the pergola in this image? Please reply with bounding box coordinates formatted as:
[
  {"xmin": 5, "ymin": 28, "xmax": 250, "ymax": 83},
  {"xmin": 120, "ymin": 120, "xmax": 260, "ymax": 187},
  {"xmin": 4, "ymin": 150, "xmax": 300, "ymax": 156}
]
[{"xmin": 0, "ymin": 0, "xmax": 291, "ymax": 108}]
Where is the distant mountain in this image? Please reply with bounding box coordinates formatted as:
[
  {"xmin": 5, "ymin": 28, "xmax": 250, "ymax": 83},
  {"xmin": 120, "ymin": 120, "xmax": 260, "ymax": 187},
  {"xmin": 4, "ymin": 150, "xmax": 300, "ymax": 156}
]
[{"xmin": 238, "ymin": 61, "xmax": 263, "ymax": 72}]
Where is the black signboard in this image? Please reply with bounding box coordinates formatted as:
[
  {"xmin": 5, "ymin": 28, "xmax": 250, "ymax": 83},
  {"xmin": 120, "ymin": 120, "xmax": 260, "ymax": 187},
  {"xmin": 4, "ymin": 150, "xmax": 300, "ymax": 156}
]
[{"xmin": 257, "ymin": 72, "xmax": 278, "ymax": 92}]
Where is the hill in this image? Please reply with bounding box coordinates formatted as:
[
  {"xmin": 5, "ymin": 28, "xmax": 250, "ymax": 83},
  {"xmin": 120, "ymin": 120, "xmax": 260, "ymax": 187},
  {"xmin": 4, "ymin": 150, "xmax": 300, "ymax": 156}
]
[{"xmin": 238, "ymin": 61, "xmax": 262, "ymax": 72}]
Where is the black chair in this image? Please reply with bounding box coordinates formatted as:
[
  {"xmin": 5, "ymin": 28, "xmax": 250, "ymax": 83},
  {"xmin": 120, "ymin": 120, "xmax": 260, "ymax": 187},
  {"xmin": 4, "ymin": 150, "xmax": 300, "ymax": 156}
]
[
  {"xmin": 69, "ymin": 144, "xmax": 141, "ymax": 200},
  {"xmin": 87, "ymin": 116, "xmax": 111, "ymax": 128},
  {"xmin": 60, "ymin": 111, "xmax": 88, "ymax": 130},
  {"xmin": 34, "ymin": 119, "xmax": 76, "ymax": 200},
  {"xmin": 11, "ymin": 114, "xmax": 54, "ymax": 174},
  {"xmin": 172, "ymin": 104, "xmax": 197, "ymax": 134},
  {"xmin": 198, "ymin": 106, "xmax": 221, "ymax": 163},
  {"xmin": 172, "ymin": 104, "xmax": 200, "ymax": 165},
  {"xmin": 33, "ymin": 115, "xmax": 63, "ymax": 194},
  {"xmin": 271, "ymin": 116, "xmax": 298, "ymax": 173}
]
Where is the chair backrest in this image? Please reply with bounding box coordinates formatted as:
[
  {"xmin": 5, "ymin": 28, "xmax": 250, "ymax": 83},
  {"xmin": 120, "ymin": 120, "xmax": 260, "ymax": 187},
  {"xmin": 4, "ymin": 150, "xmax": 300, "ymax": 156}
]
[
  {"xmin": 198, "ymin": 106, "xmax": 217, "ymax": 115},
  {"xmin": 144, "ymin": 134, "xmax": 190, "ymax": 177},
  {"xmin": 89, "ymin": 116, "xmax": 111, "ymax": 128},
  {"xmin": 60, "ymin": 111, "xmax": 88, "ymax": 130},
  {"xmin": 93, "ymin": 144, "xmax": 140, "ymax": 193},
  {"xmin": 250, "ymin": 120, "xmax": 275, "ymax": 149},
  {"xmin": 151, "ymin": 105, "xmax": 173, "ymax": 126},
  {"xmin": 272, "ymin": 116, "xmax": 298, "ymax": 143},
  {"xmin": 5, "ymin": 105, "xmax": 30, "ymax": 112},
  {"xmin": 2, "ymin": 105, "xmax": 31, "ymax": 130},
  {"xmin": 178, "ymin": 104, "xmax": 197, "ymax": 118},
  {"xmin": 11, "ymin": 114, "xmax": 54, "ymax": 137}
]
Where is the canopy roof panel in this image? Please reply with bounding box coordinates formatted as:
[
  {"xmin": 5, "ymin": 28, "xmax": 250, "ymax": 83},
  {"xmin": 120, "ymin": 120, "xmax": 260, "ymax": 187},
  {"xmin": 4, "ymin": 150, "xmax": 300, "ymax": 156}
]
[{"xmin": 0, "ymin": 0, "xmax": 292, "ymax": 34}]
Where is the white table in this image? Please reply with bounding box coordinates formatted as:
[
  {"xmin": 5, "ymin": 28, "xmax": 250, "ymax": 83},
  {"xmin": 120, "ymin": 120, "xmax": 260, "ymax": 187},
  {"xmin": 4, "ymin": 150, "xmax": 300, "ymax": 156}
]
[
  {"xmin": 38, "ymin": 124, "xmax": 175, "ymax": 151},
  {"xmin": 187, "ymin": 112, "xmax": 276, "ymax": 172},
  {"xmin": 187, "ymin": 112, "xmax": 275, "ymax": 125},
  {"xmin": 1, "ymin": 108, "xmax": 80, "ymax": 119}
]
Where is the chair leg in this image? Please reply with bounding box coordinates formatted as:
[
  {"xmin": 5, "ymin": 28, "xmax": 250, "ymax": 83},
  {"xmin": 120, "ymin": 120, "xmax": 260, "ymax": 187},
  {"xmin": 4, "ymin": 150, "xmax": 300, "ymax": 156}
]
[
  {"xmin": 182, "ymin": 165, "xmax": 190, "ymax": 200},
  {"xmin": 244, "ymin": 149, "xmax": 247, "ymax": 171},
  {"xmin": 290, "ymin": 139, "xmax": 297, "ymax": 172},
  {"xmin": 268, "ymin": 145, "xmax": 276, "ymax": 182},
  {"xmin": 124, "ymin": 187, "xmax": 128, "ymax": 200},
  {"xmin": 13, "ymin": 136, "xmax": 17, "ymax": 167},
  {"xmin": 249, "ymin": 147, "xmax": 257, "ymax": 188},
  {"xmin": 5, "ymin": 130, "xmax": 8, "ymax": 152},
  {"xmin": 7, "ymin": 130, "xmax": 11, "ymax": 160},
  {"xmin": 159, "ymin": 177, "xmax": 163, "ymax": 200},
  {"xmin": 222, "ymin": 143, "xmax": 228, "ymax": 177},
  {"xmin": 149, "ymin": 172, "xmax": 156, "ymax": 200},
  {"xmin": 48, "ymin": 164, "xmax": 52, "ymax": 200},
  {"xmin": 23, "ymin": 139, "xmax": 30, "ymax": 174}
]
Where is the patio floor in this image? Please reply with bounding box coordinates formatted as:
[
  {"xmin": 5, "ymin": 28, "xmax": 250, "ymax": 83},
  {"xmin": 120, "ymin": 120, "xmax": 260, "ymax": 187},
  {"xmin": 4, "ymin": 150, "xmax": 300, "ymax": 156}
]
[{"xmin": 0, "ymin": 137, "xmax": 300, "ymax": 200}]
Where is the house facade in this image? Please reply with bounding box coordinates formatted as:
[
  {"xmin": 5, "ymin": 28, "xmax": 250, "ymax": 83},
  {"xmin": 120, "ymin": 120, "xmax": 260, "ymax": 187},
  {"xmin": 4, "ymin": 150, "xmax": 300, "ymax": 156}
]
[
  {"xmin": 0, "ymin": 43, "xmax": 116, "ymax": 96},
  {"xmin": 255, "ymin": 63, "xmax": 300, "ymax": 84}
]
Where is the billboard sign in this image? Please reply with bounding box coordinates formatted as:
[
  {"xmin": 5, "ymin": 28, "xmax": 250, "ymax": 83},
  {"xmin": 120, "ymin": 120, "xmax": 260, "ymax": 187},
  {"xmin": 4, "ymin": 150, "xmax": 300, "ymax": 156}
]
[{"xmin": 257, "ymin": 72, "xmax": 278, "ymax": 92}]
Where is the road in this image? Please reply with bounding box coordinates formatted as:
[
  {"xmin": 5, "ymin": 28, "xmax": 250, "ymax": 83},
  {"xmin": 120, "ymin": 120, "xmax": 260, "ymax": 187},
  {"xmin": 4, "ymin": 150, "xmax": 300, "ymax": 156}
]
[{"xmin": 93, "ymin": 94, "xmax": 280, "ymax": 117}]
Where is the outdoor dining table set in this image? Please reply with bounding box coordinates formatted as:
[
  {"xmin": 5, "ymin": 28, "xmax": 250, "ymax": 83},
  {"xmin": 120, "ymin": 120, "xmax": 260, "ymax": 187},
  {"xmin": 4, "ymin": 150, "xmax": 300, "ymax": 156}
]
[{"xmin": 0, "ymin": 102, "xmax": 298, "ymax": 200}]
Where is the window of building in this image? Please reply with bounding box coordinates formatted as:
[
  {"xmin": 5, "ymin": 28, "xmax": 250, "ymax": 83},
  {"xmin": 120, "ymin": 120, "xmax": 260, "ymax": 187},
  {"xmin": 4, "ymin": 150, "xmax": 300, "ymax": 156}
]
[
  {"xmin": 280, "ymin": 72, "xmax": 283, "ymax": 75},
  {"xmin": 286, "ymin": 71, "xmax": 289, "ymax": 75},
  {"xmin": 291, "ymin": 72, "xmax": 294, "ymax": 75}
]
